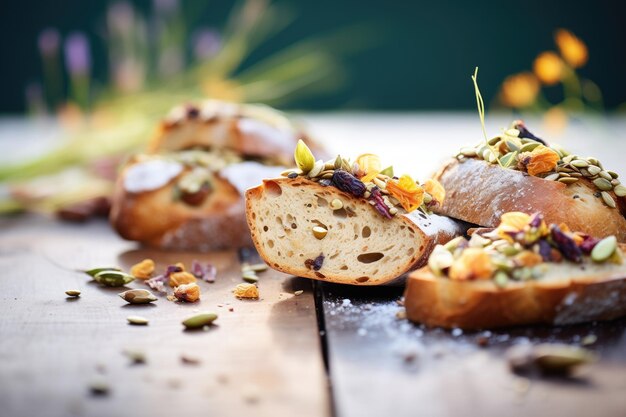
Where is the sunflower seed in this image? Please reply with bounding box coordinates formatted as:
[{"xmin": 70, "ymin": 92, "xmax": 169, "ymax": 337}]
[
  {"xmin": 593, "ymin": 178, "xmax": 613, "ymax": 191},
  {"xmin": 330, "ymin": 199, "xmax": 343, "ymax": 210},
  {"xmin": 601, "ymin": 191, "xmax": 616, "ymax": 208},
  {"xmin": 312, "ymin": 226, "xmax": 328, "ymax": 240}
]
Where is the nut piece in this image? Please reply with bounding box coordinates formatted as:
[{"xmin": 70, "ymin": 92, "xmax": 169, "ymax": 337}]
[
  {"xmin": 118, "ymin": 289, "xmax": 158, "ymax": 304},
  {"xmin": 330, "ymin": 198, "xmax": 343, "ymax": 210},
  {"xmin": 169, "ymin": 271, "xmax": 197, "ymax": 287},
  {"xmin": 233, "ymin": 283, "xmax": 259, "ymax": 299},
  {"xmin": 130, "ymin": 259, "xmax": 155, "ymax": 279},
  {"xmin": 174, "ymin": 283, "xmax": 201, "ymax": 303},
  {"xmin": 312, "ymin": 226, "xmax": 328, "ymax": 240}
]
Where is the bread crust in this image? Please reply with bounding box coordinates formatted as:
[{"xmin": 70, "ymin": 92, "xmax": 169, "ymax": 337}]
[
  {"xmin": 433, "ymin": 158, "xmax": 626, "ymax": 241},
  {"xmin": 246, "ymin": 177, "xmax": 466, "ymax": 285},
  {"xmin": 404, "ymin": 262, "xmax": 626, "ymax": 329}
]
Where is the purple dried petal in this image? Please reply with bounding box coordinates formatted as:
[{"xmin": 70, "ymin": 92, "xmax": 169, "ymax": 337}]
[
  {"xmin": 191, "ymin": 260, "xmax": 217, "ymax": 282},
  {"xmin": 203, "ymin": 264, "xmax": 217, "ymax": 283},
  {"xmin": 550, "ymin": 225, "xmax": 582, "ymax": 263},
  {"xmin": 146, "ymin": 274, "xmax": 167, "ymax": 293},
  {"xmin": 513, "ymin": 120, "xmax": 547, "ymax": 145},
  {"xmin": 528, "ymin": 212, "xmax": 543, "ymax": 228},
  {"xmin": 369, "ymin": 188, "xmax": 393, "ymax": 219},
  {"xmin": 165, "ymin": 265, "xmax": 183, "ymax": 277},
  {"xmin": 537, "ymin": 239, "xmax": 553, "ymax": 261},
  {"xmin": 331, "ymin": 170, "xmax": 366, "ymax": 197},
  {"xmin": 580, "ymin": 236, "xmax": 601, "ymax": 254},
  {"xmin": 191, "ymin": 260, "xmax": 204, "ymax": 279}
]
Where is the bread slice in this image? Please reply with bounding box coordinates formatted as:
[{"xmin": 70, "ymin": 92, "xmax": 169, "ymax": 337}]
[
  {"xmin": 435, "ymin": 158, "xmax": 626, "ymax": 241},
  {"xmin": 405, "ymin": 258, "xmax": 626, "ymax": 329},
  {"xmin": 245, "ymin": 177, "xmax": 466, "ymax": 285}
]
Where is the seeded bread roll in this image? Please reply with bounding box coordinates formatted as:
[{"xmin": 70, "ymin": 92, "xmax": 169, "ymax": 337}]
[
  {"xmin": 148, "ymin": 100, "xmax": 328, "ymax": 165},
  {"xmin": 404, "ymin": 255, "xmax": 626, "ymax": 329},
  {"xmin": 245, "ymin": 177, "xmax": 466, "ymax": 285},
  {"xmin": 434, "ymin": 158, "xmax": 626, "ymax": 241}
]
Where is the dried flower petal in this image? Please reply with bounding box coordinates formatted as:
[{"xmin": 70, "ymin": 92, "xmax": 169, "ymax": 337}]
[
  {"xmin": 369, "ymin": 188, "xmax": 393, "ymax": 219},
  {"xmin": 174, "ymin": 283, "xmax": 201, "ymax": 303},
  {"xmin": 191, "ymin": 260, "xmax": 217, "ymax": 283},
  {"xmin": 169, "ymin": 271, "xmax": 197, "ymax": 288},
  {"xmin": 422, "ymin": 179, "xmax": 445, "ymax": 206},
  {"xmin": 550, "ymin": 225, "xmax": 582, "ymax": 263},
  {"xmin": 130, "ymin": 259, "xmax": 155, "ymax": 280},
  {"xmin": 355, "ymin": 154, "xmax": 381, "ymax": 183},
  {"xmin": 518, "ymin": 145, "xmax": 560, "ymax": 176},
  {"xmin": 386, "ymin": 175, "xmax": 424, "ymax": 213},
  {"xmin": 234, "ymin": 283, "xmax": 259, "ymax": 299},
  {"xmin": 448, "ymin": 248, "xmax": 494, "ymax": 281}
]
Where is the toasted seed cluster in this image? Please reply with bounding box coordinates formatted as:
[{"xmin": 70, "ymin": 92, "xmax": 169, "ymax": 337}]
[{"xmin": 457, "ymin": 123, "xmax": 625, "ymax": 208}]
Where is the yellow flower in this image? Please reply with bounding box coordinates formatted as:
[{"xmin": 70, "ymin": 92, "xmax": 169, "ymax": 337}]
[
  {"xmin": 386, "ymin": 175, "xmax": 424, "ymax": 213},
  {"xmin": 423, "ymin": 179, "xmax": 445, "ymax": 205},
  {"xmin": 533, "ymin": 51, "xmax": 563, "ymax": 85},
  {"xmin": 499, "ymin": 72, "xmax": 540, "ymax": 108},
  {"xmin": 555, "ymin": 29, "xmax": 588, "ymax": 68},
  {"xmin": 355, "ymin": 153, "xmax": 381, "ymax": 183}
]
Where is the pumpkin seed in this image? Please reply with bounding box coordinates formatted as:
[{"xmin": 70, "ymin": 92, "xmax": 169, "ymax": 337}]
[
  {"xmin": 499, "ymin": 151, "xmax": 518, "ymax": 168},
  {"xmin": 460, "ymin": 147, "xmax": 476, "ymax": 157},
  {"xmin": 242, "ymin": 271, "xmax": 259, "ymax": 283},
  {"xmin": 65, "ymin": 290, "xmax": 81, "ymax": 297},
  {"xmin": 93, "ymin": 271, "xmax": 135, "ymax": 287},
  {"xmin": 324, "ymin": 162, "xmax": 335, "ymax": 171},
  {"xmin": 334, "ymin": 155, "xmax": 343, "ymax": 170},
  {"xmin": 487, "ymin": 136, "xmax": 501, "ymax": 146},
  {"xmin": 423, "ymin": 192, "xmax": 433, "ymax": 204},
  {"xmin": 571, "ymin": 159, "xmax": 589, "ymax": 168},
  {"xmin": 380, "ymin": 166, "xmax": 394, "ymax": 177},
  {"xmin": 127, "ymin": 316, "xmax": 149, "ymax": 325},
  {"xmin": 593, "ymin": 177, "xmax": 613, "ymax": 191},
  {"xmin": 294, "ymin": 290, "xmax": 304, "ymax": 296},
  {"xmin": 562, "ymin": 154, "xmax": 576, "ymax": 164},
  {"xmin": 373, "ymin": 177, "xmax": 387, "ymax": 190},
  {"xmin": 182, "ymin": 312, "xmax": 218, "ymax": 329},
  {"xmin": 294, "ymin": 140, "xmax": 315, "ymax": 173},
  {"xmin": 243, "ymin": 263, "xmax": 268, "ymax": 273},
  {"xmin": 330, "ymin": 199, "xmax": 343, "ymax": 210},
  {"xmin": 504, "ymin": 140, "xmax": 520, "ymax": 152},
  {"xmin": 614, "ymin": 184, "xmax": 626, "ymax": 197},
  {"xmin": 599, "ymin": 170, "xmax": 613, "ymax": 181},
  {"xmin": 519, "ymin": 142, "xmax": 540, "ymax": 153},
  {"xmin": 533, "ymin": 344, "xmax": 596, "ymax": 373},
  {"xmin": 312, "ymin": 226, "xmax": 328, "ymax": 240},
  {"xmin": 591, "ymin": 236, "xmax": 617, "ymax": 262},
  {"xmin": 389, "ymin": 207, "xmax": 398, "ymax": 215},
  {"xmin": 505, "ymin": 128, "xmax": 520, "ymax": 137},
  {"xmin": 493, "ymin": 271, "xmax": 509, "ymax": 288},
  {"xmin": 558, "ymin": 177, "xmax": 579, "ymax": 184},
  {"xmin": 84, "ymin": 267, "xmax": 121, "ymax": 277},
  {"xmin": 89, "ymin": 380, "xmax": 110, "ymax": 396},
  {"xmin": 601, "ymin": 191, "xmax": 616, "ymax": 208},
  {"xmin": 587, "ymin": 165, "xmax": 602, "ymax": 176},
  {"xmin": 544, "ymin": 173, "xmax": 560, "ymax": 181},
  {"xmin": 119, "ymin": 289, "xmax": 157, "ymax": 304},
  {"xmin": 608, "ymin": 170, "xmax": 619, "ymax": 179}
]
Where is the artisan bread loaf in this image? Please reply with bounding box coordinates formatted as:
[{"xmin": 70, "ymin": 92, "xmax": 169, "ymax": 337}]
[
  {"xmin": 246, "ymin": 177, "xmax": 465, "ymax": 285},
  {"xmin": 405, "ymin": 259, "xmax": 626, "ymax": 329},
  {"xmin": 435, "ymin": 158, "xmax": 626, "ymax": 241}
]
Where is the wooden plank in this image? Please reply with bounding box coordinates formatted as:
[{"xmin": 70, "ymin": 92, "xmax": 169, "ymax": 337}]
[
  {"xmin": 319, "ymin": 283, "xmax": 626, "ymax": 417},
  {"xmin": 0, "ymin": 215, "xmax": 330, "ymax": 417}
]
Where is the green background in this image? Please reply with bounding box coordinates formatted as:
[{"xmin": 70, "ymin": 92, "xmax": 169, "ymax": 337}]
[{"xmin": 1, "ymin": 0, "xmax": 624, "ymax": 112}]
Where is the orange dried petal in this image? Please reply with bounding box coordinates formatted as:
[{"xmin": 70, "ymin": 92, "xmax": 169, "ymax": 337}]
[
  {"xmin": 448, "ymin": 248, "xmax": 494, "ymax": 281},
  {"xmin": 386, "ymin": 175, "xmax": 424, "ymax": 213},
  {"xmin": 423, "ymin": 179, "xmax": 445, "ymax": 205},
  {"xmin": 514, "ymin": 251, "xmax": 543, "ymax": 267},
  {"xmin": 519, "ymin": 145, "xmax": 560, "ymax": 176}
]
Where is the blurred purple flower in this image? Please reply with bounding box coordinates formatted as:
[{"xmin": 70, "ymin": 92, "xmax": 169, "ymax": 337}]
[
  {"xmin": 107, "ymin": 1, "xmax": 134, "ymax": 35},
  {"xmin": 38, "ymin": 28, "xmax": 60, "ymax": 57},
  {"xmin": 153, "ymin": 0, "xmax": 178, "ymax": 15},
  {"xmin": 64, "ymin": 32, "xmax": 91, "ymax": 76},
  {"xmin": 192, "ymin": 29, "xmax": 221, "ymax": 61}
]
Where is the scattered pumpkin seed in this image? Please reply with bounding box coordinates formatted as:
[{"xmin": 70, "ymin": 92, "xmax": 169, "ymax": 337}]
[
  {"xmin": 123, "ymin": 349, "xmax": 146, "ymax": 364},
  {"xmin": 182, "ymin": 312, "xmax": 218, "ymax": 329},
  {"xmin": 312, "ymin": 226, "xmax": 328, "ymax": 240},
  {"xmin": 601, "ymin": 191, "xmax": 616, "ymax": 208},
  {"xmin": 330, "ymin": 199, "xmax": 343, "ymax": 210},
  {"xmin": 294, "ymin": 290, "xmax": 304, "ymax": 296},
  {"xmin": 127, "ymin": 316, "xmax": 149, "ymax": 325},
  {"xmin": 591, "ymin": 236, "xmax": 617, "ymax": 262},
  {"xmin": 533, "ymin": 344, "xmax": 596, "ymax": 373},
  {"xmin": 84, "ymin": 267, "xmax": 121, "ymax": 277},
  {"xmin": 614, "ymin": 184, "xmax": 626, "ymax": 197},
  {"xmin": 118, "ymin": 289, "xmax": 157, "ymax": 304},
  {"xmin": 493, "ymin": 271, "xmax": 509, "ymax": 288},
  {"xmin": 93, "ymin": 270, "xmax": 135, "ymax": 287},
  {"xmin": 242, "ymin": 263, "xmax": 268, "ymax": 273},
  {"xmin": 65, "ymin": 290, "xmax": 81, "ymax": 297},
  {"xmin": 242, "ymin": 271, "xmax": 259, "ymax": 283},
  {"xmin": 581, "ymin": 334, "xmax": 598, "ymax": 346},
  {"xmin": 89, "ymin": 380, "xmax": 110, "ymax": 396}
]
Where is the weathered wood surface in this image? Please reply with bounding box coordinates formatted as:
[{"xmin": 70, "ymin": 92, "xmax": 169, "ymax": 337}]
[
  {"xmin": 320, "ymin": 283, "xmax": 626, "ymax": 417},
  {"xmin": 0, "ymin": 216, "xmax": 329, "ymax": 417}
]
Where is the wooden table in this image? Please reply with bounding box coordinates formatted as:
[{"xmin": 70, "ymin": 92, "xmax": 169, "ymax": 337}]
[{"xmin": 1, "ymin": 114, "xmax": 626, "ymax": 417}]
